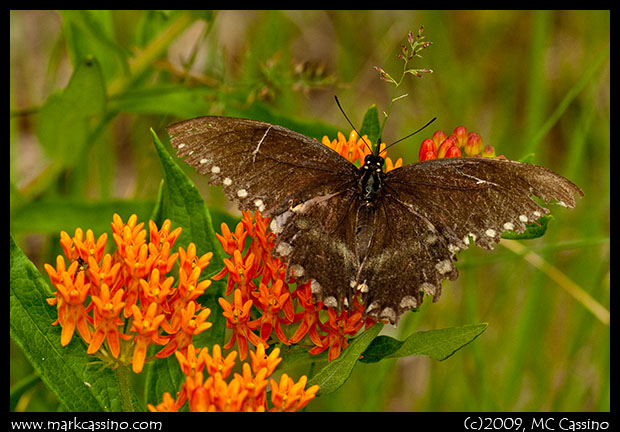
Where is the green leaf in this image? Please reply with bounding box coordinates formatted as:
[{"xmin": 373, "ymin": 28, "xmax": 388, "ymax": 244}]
[
  {"xmin": 360, "ymin": 104, "xmax": 380, "ymax": 147},
  {"xmin": 395, "ymin": 323, "xmax": 487, "ymax": 361},
  {"xmin": 36, "ymin": 57, "xmax": 106, "ymax": 168},
  {"xmin": 150, "ymin": 128, "xmax": 226, "ymax": 347},
  {"xmin": 9, "ymin": 234, "xmax": 121, "ymax": 411},
  {"xmin": 360, "ymin": 323, "xmax": 488, "ymax": 363},
  {"xmin": 308, "ymin": 323, "xmax": 383, "ymax": 396},
  {"xmin": 501, "ymin": 215, "xmax": 552, "ymax": 240}
]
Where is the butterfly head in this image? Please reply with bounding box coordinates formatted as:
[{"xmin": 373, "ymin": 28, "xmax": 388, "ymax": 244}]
[{"xmin": 363, "ymin": 153, "xmax": 384, "ymax": 171}]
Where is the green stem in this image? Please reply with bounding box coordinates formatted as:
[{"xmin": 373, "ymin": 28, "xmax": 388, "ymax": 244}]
[
  {"xmin": 378, "ymin": 67, "xmax": 408, "ymax": 145},
  {"xmin": 116, "ymin": 365, "xmax": 135, "ymax": 412}
]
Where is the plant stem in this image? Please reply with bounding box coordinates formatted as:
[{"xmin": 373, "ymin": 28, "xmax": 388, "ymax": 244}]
[{"xmin": 116, "ymin": 365, "xmax": 135, "ymax": 412}]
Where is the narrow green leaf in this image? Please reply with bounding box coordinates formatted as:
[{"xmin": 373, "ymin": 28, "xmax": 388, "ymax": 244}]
[
  {"xmin": 10, "ymin": 235, "xmax": 112, "ymax": 411},
  {"xmin": 308, "ymin": 323, "xmax": 383, "ymax": 396},
  {"xmin": 389, "ymin": 323, "xmax": 488, "ymax": 361},
  {"xmin": 360, "ymin": 104, "xmax": 380, "ymax": 147}
]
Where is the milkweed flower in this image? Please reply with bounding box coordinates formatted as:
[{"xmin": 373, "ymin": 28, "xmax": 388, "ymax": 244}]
[
  {"xmin": 44, "ymin": 214, "xmax": 214, "ymax": 373},
  {"xmin": 419, "ymin": 125, "xmax": 502, "ymax": 161},
  {"xmin": 148, "ymin": 343, "xmax": 319, "ymax": 412}
]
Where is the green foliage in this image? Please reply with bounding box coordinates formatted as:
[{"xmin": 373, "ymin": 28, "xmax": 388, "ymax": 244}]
[
  {"xmin": 360, "ymin": 104, "xmax": 381, "ymax": 148},
  {"xmin": 10, "ymin": 10, "xmax": 609, "ymax": 412}
]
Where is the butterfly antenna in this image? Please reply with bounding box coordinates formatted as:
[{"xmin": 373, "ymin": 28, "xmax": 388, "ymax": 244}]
[
  {"xmin": 383, "ymin": 117, "xmax": 437, "ymax": 152},
  {"xmin": 334, "ymin": 96, "xmax": 374, "ymax": 154}
]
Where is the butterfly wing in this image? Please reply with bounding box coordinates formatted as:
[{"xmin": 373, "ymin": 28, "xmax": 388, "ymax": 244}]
[
  {"xmin": 166, "ymin": 116, "xmax": 359, "ymax": 217},
  {"xmin": 357, "ymin": 157, "xmax": 583, "ymax": 323},
  {"xmin": 167, "ymin": 116, "xmax": 363, "ymax": 303}
]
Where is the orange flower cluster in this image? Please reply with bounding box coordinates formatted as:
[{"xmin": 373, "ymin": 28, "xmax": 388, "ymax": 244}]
[
  {"xmin": 418, "ymin": 125, "xmax": 500, "ymax": 161},
  {"xmin": 148, "ymin": 343, "xmax": 319, "ymax": 412},
  {"xmin": 44, "ymin": 214, "xmax": 214, "ymax": 373},
  {"xmin": 321, "ymin": 130, "xmax": 402, "ymax": 172}
]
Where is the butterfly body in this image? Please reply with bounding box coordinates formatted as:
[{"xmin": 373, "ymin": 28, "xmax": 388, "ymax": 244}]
[
  {"xmin": 167, "ymin": 116, "xmax": 583, "ymax": 324},
  {"xmin": 359, "ymin": 154, "xmax": 385, "ymax": 202}
]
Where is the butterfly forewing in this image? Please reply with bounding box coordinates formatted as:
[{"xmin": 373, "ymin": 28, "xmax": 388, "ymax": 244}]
[{"xmin": 167, "ymin": 117, "xmax": 358, "ymax": 218}]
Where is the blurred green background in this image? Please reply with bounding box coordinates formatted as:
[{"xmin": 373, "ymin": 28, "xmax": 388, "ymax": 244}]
[{"xmin": 10, "ymin": 10, "xmax": 609, "ymax": 411}]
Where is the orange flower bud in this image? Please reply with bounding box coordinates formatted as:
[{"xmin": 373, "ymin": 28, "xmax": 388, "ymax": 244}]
[
  {"xmin": 437, "ymin": 136, "xmax": 458, "ymax": 159},
  {"xmin": 445, "ymin": 145, "xmax": 462, "ymax": 158},
  {"xmin": 431, "ymin": 130, "xmax": 447, "ymax": 149},
  {"xmin": 452, "ymin": 126, "xmax": 468, "ymax": 147},
  {"xmin": 418, "ymin": 138, "xmax": 437, "ymax": 161},
  {"xmin": 465, "ymin": 132, "xmax": 483, "ymax": 156},
  {"xmin": 482, "ymin": 145, "xmax": 496, "ymax": 158}
]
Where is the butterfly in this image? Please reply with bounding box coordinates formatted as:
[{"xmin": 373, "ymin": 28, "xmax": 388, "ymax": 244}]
[{"xmin": 166, "ymin": 116, "xmax": 583, "ymax": 324}]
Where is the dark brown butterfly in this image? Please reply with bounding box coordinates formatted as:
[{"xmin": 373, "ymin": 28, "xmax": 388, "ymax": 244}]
[{"xmin": 166, "ymin": 116, "xmax": 583, "ymax": 324}]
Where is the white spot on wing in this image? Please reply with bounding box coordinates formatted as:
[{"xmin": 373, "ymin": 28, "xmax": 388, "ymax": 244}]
[
  {"xmin": 237, "ymin": 189, "xmax": 248, "ymax": 198},
  {"xmin": 324, "ymin": 296, "xmax": 338, "ymax": 308},
  {"xmin": 366, "ymin": 301, "xmax": 380, "ymax": 313},
  {"xmin": 485, "ymin": 228, "xmax": 497, "ymax": 238},
  {"xmin": 519, "ymin": 214, "xmax": 528, "ymax": 223},
  {"xmin": 435, "ymin": 260, "xmax": 452, "ymax": 275},
  {"xmin": 503, "ymin": 222, "xmax": 515, "ymax": 231},
  {"xmin": 420, "ymin": 282, "xmax": 437, "ymax": 296},
  {"xmin": 425, "ymin": 234, "xmax": 438, "ymax": 245},
  {"xmin": 223, "ymin": 177, "xmax": 232, "ymax": 186},
  {"xmin": 380, "ymin": 307, "xmax": 396, "ymax": 323},
  {"xmin": 200, "ymin": 158, "xmax": 208, "ymax": 164},
  {"xmin": 254, "ymin": 199, "xmax": 265, "ymax": 212},
  {"xmin": 399, "ymin": 296, "xmax": 418, "ymax": 309},
  {"xmin": 310, "ymin": 279, "xmax": 322, "ymax": 295},
  {"xmin": 290, "ymin": 264, "xmax": 304, "ymax": 277},
  {"xmin": 275, "ymin": 241, "xmax": 292, "ymax": 257},
  {"xmin": 211, "ymin": 165, "xmax": 220, "ymax": 174}
]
